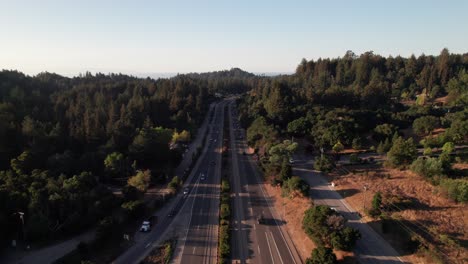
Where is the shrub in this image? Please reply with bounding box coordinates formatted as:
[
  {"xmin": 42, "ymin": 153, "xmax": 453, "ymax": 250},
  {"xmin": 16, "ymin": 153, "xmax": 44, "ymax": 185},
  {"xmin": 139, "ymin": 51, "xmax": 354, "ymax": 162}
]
[
  {"xmin": 330, "ymin": 227, "xmax": 361, "ymax": 251},
  {"xmin": 168, "ymin": 176, "xmax": 182, "ymax": 190},
  {"xmin": 306, "ymin": 246, "xmax": 337, "ymax": 264},
  {"xmin": 282, "ymin": 176, "xmax": 309, "ymax": 198},
  {"xmin": 218, "ymin": 225, "xmax": 230, "ymax": 261},
  {"xmin": 121, "ymin": 200, "xmax": 145, "ymax": 219},
  {"xmin": 410, "ymin": 157, "xmax": 444, "ymax": 179},
  {"xmin": 314, "ymin": 155, "xmax": 335, "ymax": 172},
  {"xmin": 127, "ymin": 170, "xmax": 151, "ymax": 192},
  {"xmin": 352, "ymin": 137, "xmax": 362, "ymax": 150},
  {"xmin": 387, "ymin": 137, "xmax": 417, "ymax": 167},
  {"xmin": 439, "ymin": 178, "xmax": 468, "ymax": 203},
  {"xmin": 220, "ymin": 203, "xmax": 230, "ymax": 220},
  {"xmin": 221, "ymin": 179, "xmax": 230, "ymax": 193},
  {"xmin": 413, "ymin": 116, "xmax": 439, "ymax": 135}
]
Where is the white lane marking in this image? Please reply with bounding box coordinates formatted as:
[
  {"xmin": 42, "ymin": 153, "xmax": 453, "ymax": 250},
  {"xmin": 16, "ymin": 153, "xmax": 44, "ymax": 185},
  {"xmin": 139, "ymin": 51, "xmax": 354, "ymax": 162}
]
[
  {"xmin": 270, "ymin": 232, "xmax": 284, "ymax": 264},
  {"xmin": 252, "ymin": 158, "xmax": 297, "ymax": 264},
  {"xmin": 179, "ymin": 177, "xmax": 202, "ymax": 257},
  {"xmin": 265, "ymin": 232, "xmax": 275, "ymax": 264},
  {"xmin": 145, "ymin": 242, "xmax": 151, "ymax": 248},
  {"xmin": 193, "ymin": 246, "xmax": 197, "ymax": 254}
]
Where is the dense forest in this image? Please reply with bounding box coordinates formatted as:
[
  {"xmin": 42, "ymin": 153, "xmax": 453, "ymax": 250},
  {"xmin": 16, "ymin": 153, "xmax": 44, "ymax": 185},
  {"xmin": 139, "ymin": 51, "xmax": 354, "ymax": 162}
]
[
  {"xmin": 237, "ymin": 49, "xmax": 468, "ymax": 263},
  {"xmin": 0, "ymin": 69, "xmax": 256, "ymax": 248},
  {"xmin": 1, "ymin": 49, "xmax": 467, "ymax": 256},
  {"xmin": 237, "ymin": 49, "xmax": 467, "ymax": 201},
  {"xmin": 240, "ymin": 49, "xmax": 467, "ymax": 151}
]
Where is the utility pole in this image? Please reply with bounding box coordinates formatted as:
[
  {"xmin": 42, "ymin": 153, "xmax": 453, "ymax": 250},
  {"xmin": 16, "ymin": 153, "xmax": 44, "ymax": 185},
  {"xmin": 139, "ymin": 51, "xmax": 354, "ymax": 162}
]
[
  {"xmin": 363, "ymin": 185, "xmax": 369, "ymax": 210},
  {"xmin": 16, "ymin": 212, "xmax": 28, "ymax": 249}
]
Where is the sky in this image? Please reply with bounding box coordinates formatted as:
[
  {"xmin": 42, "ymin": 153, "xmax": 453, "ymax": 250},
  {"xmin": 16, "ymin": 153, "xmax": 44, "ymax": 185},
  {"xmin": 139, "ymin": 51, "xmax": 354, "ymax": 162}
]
[{"xmin": 1, "ymin": 0, "xmax": 467, "ymax": 77}]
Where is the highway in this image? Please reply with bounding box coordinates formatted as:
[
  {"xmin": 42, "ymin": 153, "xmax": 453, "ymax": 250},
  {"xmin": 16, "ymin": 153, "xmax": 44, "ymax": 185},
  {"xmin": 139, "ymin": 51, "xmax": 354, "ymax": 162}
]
[
  {"xmin": 293, "ymin": 154, "xmax": 404, "ymax": 264},
  {"xmin": 177, "ymin": 100, "xmax": 225, "ymax": 264},
  {"xmin": 228, "ymin": 100, "xmax": 302, "ymax": 264},
  {"xmin": 113, "ymin": 102, "xmax": 222, "ymax": 264}
]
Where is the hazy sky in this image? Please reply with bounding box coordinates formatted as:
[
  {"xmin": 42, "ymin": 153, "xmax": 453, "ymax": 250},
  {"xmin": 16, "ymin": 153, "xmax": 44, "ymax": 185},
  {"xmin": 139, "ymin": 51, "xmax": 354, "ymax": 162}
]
[{"xmin": 1, "ymin": 0, "xmax": 467, "ymax": 77}]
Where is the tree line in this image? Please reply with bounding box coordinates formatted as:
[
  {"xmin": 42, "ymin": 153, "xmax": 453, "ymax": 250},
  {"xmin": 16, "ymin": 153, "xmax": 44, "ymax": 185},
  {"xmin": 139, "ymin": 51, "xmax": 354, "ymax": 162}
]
[{"xmin": 0, "ymin": 69, "xmax": 255, "ymax": 248}]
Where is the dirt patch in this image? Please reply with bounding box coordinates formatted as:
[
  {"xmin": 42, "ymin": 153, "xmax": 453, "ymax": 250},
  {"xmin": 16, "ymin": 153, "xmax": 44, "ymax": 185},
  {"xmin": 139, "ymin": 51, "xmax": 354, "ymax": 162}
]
[
  {"xmin": 330, "ymin": 165, "xmax": 468, "ymax": 264},
  {"xmin": 263, "ymin": 183, "xmax": 355, "ymax": 262}
]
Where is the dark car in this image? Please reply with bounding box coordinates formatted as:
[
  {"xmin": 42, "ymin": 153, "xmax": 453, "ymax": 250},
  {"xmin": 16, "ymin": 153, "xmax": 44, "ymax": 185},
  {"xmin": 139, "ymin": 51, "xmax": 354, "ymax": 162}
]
[
  {"xmin": 257, "ymin": 215, "xmax": 265, "ymax": 224},
  {"xmin": 168, "ymin": 209, "xmax": 177, "ymax": 217}
]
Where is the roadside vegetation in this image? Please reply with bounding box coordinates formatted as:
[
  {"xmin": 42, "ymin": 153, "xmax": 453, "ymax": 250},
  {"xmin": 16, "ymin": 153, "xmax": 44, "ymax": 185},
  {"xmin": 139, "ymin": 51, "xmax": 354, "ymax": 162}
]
[
  {"xmin": 237, "ymin": 49, "xmax": 467, "ymax": 263},
  {"xmin": 218, "ymin": 106, "xmax": 231, "ymax": 263},
  {"xmin": 302, "ymin": 205, "xmax": 361, "ymax": 263},
  {"xmin": 141, "ymin": 239, "xmax": 177, "ymax": 264}
]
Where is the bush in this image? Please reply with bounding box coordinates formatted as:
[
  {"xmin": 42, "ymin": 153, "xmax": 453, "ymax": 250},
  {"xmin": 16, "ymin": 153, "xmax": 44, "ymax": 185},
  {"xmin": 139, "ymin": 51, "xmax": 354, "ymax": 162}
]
[
  {"xmin": 413, "ymin": 116, "xmax": 439, "ymax": 135},
  {"xmin": 330, "ymin": 227, "xmax": 361, "ymax": 251},
  {"xmin": 221, "ymin": 179, "xmax": 230, "ymax": 193},
  {"xmin": 218, "ymin": 225, "xmax": 230, "ymax": 261},
  {"xmin": 127, "ymin": 170, "xmax": 151, "ymax": 192},
  {"xmin": 168, "ymin": 176, "xmax": 182, "ymax": 190},
  {"xmin": 352, "ymin": 137, "xmax": 362, "ymax": 150},
  {"xmin": 439, "ymin": 178, "xmax": 468, "ymax": 203},
  {"xmin": 220, "ymin": 203, "xmax": 230, "ymax": 220},
  {"xmin": 121, "ymin": 200, "xmax": 146, "ymax": 219},
  {"xmin": 306, "ymin": 246, "xmax": 337, "ymax": 264},
  {"xmin": 314, "ymin": 155, "xmax": 335, "ymax": 172},
  {"xmin": 410, "ymin": 157, "xmax": 444, "ymax": 179},
  {"xmin": 282, "ymin": 176, "xmax": 309, "ymax": 198},
  {"xmin": 303, "ymin": 205, "xmax": 361, "ymax": 251},
  {"xmin": 387, "ymin": 137, "xmax": 417, "ymax": 167}
]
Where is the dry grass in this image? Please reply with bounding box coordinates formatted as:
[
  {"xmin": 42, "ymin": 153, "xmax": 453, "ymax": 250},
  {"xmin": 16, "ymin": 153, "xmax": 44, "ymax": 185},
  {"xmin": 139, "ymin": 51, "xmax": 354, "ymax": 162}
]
[{"xmin": 330, "ymin": 165, "xmax": 468, "ymax": 264}]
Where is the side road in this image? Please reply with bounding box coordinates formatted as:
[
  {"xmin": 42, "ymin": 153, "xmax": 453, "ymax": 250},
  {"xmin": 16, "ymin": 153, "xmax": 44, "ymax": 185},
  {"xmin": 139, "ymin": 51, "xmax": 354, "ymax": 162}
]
[
  {"xmin": 293, "ymin": 153, "xmax": 404, "ymax": 264},
  {"xmin": 0, "ymin": 103, "xmax": 216, "ymax": 264}
]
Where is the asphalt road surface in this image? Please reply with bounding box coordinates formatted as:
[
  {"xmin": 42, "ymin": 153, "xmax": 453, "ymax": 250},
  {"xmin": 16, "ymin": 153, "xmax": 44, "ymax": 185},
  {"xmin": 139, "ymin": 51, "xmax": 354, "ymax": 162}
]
[
  {"xmin": 228, "ymin": 100, "xmax": 302, "ymax": 264},
  {"xmin": 178, "ymin": 101, "xmax": 225, "ymax": 264},
  {"xmin": 114, "ymin": 102, "xmax": 221, "ymax": 264},
  {"xmin": 293, "ymin": 154, "xmax": 404, "ymax": 264}
]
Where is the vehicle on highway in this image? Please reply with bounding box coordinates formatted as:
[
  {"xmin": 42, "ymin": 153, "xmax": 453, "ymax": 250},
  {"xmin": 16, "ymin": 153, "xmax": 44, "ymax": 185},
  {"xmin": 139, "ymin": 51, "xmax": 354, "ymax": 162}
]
[
  {"xmin": 140, "ymin": 221, "xmax": 151, "ymax": 232},
  {"xmin": 139, "ymin": 216, "xmax": 157, "ymax": 232},
  {"xmin": 183, "ymin": 187, "xmax": 190, "ymax": 195},
  {"xmin": 200, "ymin": 173, "xmax": 206, "ymax": 181},
  {"xmin": 168, "ymin": 209, "xmax": 177, "ymax": 217},
  {"xmin": 257, "ymin": 214, "xmax": 265, "ymax": 224}
]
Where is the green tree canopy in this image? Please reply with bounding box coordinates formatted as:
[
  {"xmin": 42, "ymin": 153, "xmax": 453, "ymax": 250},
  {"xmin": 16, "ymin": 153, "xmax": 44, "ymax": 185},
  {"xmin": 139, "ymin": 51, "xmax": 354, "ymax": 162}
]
[
  {"xmin": 387, "ymin": 137, "xmax": 417, "ymax": 167},
  {"xmin": 412, "ymin": 116, "xmax": 439, "ymax": 135},
  {"xmin": 306, "ymin": 246, "xmax": 337, "ymax": 264},
  {"xmin": 127, "ymin": 170, "xmax": 151, "ymax": 192}
]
